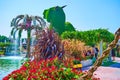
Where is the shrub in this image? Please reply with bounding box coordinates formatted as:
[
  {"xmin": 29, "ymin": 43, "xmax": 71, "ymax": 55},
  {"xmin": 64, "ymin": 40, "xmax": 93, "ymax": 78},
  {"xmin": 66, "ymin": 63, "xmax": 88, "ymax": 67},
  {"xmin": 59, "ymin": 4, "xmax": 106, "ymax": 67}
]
[
  {"xmin": 32, "ymin": 28, "xmax": 64, "ymax": 61},
  {"xmin": 0, "ymin": 51, "xmax": 4, "ymax": 55},
  {"xmin": 62, "ymin": 39, "xmax": 92, "ymax": 61}
]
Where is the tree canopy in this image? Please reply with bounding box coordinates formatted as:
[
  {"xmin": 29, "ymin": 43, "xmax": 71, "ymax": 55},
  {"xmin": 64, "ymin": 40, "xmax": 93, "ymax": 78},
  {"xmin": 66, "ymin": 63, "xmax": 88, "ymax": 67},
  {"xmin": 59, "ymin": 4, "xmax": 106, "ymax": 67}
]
[
  {"xmin": 65, "ymin": 22, "xmax": 75, "ymax": 31},
  {"xmin": 61, "ymin": 28, "xmax": 114, "ymax": 46},
  {"xmin": 0, "ymin": 35, "xmax": 10, "ymax": 42}
]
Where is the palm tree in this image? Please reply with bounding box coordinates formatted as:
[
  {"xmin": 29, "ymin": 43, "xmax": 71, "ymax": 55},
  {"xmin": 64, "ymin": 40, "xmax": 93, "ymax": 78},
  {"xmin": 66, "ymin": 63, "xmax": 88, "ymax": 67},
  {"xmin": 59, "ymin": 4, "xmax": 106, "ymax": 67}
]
[{"xmin": 10, "ymin": 14, "xmax": 46, "ymax": 58}]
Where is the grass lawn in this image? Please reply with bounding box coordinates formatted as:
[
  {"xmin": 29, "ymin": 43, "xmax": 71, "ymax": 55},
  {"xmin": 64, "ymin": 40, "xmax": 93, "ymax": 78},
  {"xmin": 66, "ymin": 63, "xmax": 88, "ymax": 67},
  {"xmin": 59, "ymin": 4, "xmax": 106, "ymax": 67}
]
[{"xmin": 102, "ymin": 61, "xmax": 117, "ymax": 66}]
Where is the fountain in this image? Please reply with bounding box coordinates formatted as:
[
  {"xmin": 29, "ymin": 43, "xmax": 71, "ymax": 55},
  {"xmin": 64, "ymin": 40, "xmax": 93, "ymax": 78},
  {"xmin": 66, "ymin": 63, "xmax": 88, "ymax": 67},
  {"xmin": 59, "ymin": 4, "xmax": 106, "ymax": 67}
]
[
  {"xmin": 0, "ymin": 56, "xmax": 24, "ymax": 79},
  {"xmin": 5, "ymin": 37, "xmax": 20, "ymax": 56},
  {"xmin": 1, "ymin": 38, "xmax": 26, "ymax": 79},
  {"xmin": 10, "ymin": 14, "xmax": 46, "ymax": 58}
]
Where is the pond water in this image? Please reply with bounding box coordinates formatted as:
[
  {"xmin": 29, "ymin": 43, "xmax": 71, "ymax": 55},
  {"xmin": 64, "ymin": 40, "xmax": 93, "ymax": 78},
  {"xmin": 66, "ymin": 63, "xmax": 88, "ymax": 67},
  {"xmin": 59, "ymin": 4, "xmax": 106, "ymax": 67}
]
[{"xmin": 0, "ymin": 56, "xmax": 24, "ymax": 80}]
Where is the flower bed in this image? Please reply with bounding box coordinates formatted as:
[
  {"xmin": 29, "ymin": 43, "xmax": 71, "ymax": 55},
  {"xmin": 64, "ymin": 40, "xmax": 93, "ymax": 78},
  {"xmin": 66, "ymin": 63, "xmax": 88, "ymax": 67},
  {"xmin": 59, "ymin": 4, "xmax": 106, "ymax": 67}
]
[
  {"xmin": 3, "ymin": 57, "xmax": 83, "ymax": 80},
  {"xmin": 3, "ymin": 57, "xmax": 100, "ymax": 80}
]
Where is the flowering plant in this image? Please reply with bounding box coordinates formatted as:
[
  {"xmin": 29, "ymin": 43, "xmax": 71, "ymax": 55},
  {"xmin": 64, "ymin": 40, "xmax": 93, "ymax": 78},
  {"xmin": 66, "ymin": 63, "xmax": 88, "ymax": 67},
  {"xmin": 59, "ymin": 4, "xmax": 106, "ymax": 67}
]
[
  {"xmin": 63, "ymin": 39, "xmax": 92, "ymax": 61},
  {"xmin": 3, "ymin": 57, "xmax": 83, "ymax": 80}
]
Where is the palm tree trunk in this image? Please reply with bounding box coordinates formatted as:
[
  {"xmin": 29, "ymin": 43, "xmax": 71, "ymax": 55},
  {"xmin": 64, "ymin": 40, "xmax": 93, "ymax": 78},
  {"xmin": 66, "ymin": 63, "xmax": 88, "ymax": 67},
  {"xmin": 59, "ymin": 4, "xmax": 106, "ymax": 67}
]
[
  {"xmin": 78, "ymin": 28, "xmax": 120, "ymax": 80},
  {"xmin": 26, "ymin": 30, "xmax": 31, "ymax": 58}
]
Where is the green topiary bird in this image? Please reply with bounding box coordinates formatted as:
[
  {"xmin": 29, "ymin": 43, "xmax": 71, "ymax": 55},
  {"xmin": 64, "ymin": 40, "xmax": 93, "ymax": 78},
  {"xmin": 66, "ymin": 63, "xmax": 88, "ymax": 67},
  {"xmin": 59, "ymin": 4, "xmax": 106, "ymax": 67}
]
[{"xmin": 43, "ymin": 5, "xmax": 67, "ymax": 35}]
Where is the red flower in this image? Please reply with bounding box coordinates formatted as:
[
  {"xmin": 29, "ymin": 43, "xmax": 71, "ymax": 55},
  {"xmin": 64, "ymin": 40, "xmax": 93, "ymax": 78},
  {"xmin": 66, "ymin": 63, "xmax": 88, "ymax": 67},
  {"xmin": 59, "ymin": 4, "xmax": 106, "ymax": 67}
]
[
  {"xmin": 51, "ymin": 66, "xmax": 56, "ymax": 71},
  {"xmin": 20, "ymin": 66, "xmax": 27, "ymax": 71},
  {"xmin": 3, "ymin": 76, "xmax": 9, "ymax": 80},
  {"xmin": 30, "ymin": 69, "xmax": 36, "ymax": 73}
]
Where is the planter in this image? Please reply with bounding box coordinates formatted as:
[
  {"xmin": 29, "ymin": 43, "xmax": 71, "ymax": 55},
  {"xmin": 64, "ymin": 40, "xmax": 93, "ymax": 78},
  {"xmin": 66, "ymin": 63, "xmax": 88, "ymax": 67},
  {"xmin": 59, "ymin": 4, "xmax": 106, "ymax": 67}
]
[
  {"xmin": 73, "ymin": 64, "xmax": 82, "ymax": 68},
  {"xmin": 80, "ymin": 59, "xmax": 93, "ymax": 67}
]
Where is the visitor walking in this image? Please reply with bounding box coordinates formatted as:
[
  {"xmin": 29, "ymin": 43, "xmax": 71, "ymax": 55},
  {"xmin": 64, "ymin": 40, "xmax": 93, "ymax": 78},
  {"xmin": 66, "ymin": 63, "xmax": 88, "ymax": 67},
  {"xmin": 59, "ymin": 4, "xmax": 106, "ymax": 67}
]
[
  {"xmin": 111, "ymin": 48, "xmax": 116, "ymax": 61},
  {"xmin": 92, "ymin": 45, "xmax": 99, "ymax": 59}
]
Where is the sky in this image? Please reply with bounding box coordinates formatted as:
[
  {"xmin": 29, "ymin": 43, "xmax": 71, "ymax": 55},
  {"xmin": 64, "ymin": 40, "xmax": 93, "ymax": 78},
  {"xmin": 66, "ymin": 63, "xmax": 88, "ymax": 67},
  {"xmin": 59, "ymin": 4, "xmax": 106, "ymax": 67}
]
[{"xmin": 0, "ymin": 0, "xmax": 120, "ymax": 38}]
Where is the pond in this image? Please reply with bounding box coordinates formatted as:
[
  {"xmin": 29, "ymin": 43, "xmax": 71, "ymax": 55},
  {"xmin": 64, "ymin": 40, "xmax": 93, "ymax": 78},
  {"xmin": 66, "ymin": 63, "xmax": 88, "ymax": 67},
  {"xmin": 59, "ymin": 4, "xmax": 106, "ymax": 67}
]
[{"xmin": 0, "ymin": 56, "xmax": 24, "ymax": 79}]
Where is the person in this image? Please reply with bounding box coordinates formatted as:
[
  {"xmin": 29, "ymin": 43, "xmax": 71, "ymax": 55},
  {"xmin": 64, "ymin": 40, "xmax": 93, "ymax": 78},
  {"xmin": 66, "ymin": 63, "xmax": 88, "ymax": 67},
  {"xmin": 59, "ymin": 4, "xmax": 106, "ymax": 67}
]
[
  {"xmin": 92, "ymin": 45, "xmax": 99, "ymax": 59},
  {"xmin": 86, "ymin": 50, "xmax": 91, "ymax": 56},
  {"xmin": 111, "ymin": 48, "xmax": 116, "ymax": 61},
  {"xmin": 82, "ymin": 50, "xmax": 87, "ymax": 57}
]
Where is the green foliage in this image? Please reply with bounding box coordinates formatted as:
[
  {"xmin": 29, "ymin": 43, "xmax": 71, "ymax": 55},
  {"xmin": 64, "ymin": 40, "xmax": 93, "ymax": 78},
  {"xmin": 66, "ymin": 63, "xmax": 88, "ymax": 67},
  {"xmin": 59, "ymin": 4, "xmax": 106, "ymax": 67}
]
[
  {"xmin": 0, "ymin": 51, "xmax": 4, "ymax": 55},
  {"xmin": 11, "ymin": 28, "xmax": 15, "ymax": 36},
  {"xmin": 18, "ymin": 28, "xmax": 23, "ymax": 38},
  {"xmin": 43, "ymin": 6, "xmax": 66, "ymax": 35},
  {"xmin": 102, "ymin": 42, "xmax": 107, "ymax": 50},
  {"xmin": 0, "ymin": 42, "xmax": 11, "ymax": 47},
  {"xmin": 65, "ymin": 22, "xmax": 75, "ymax": 31},
  {"xmin": 27, "ymin": 29, "xmax": 31, "ymax": 38},
  {"xmin": 58, "ymin": 68, "xmax": 78, "ymax": 80},
  {"xmin": 11, "ymin": 27, "xmax": 24, "ymax": 39},
  {"xmin": 61, "ymin": 28, "xmax": 114, "ymax": 46},
  {"xmin": 61, "ymin": 31, "xmax": 76, "ymax": 39},
  {"xmin": 0, "ymin": 35, "xmax": 11, "ymax": 48},
  {"xmin": 102, "ymin": 58, "xmax": 117, "ymax": 66},
  {"xmin": 0, "ymin": 35, "xmax": 10, "ymax": 42},
  {"xmin": 73, "ymin": 60, "xmax": 81, "ymax": 65},
  {"xmin": 4, "ymin": 57, "xmax": 83, "ymax": 80},
  {"xmin": 0, "ymin": 42, "xmax": 11, "ymax": 55},
  {"xmin": 12, "ymin": 28, "xmax": 18, "ymax": 39}
]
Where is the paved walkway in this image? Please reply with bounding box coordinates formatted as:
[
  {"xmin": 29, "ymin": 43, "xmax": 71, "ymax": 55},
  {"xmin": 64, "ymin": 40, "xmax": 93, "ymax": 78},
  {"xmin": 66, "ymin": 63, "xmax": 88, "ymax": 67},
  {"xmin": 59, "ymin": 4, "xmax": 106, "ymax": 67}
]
[{"xmin": 82, "ymin": 57, "xmax": 120, "ymax": 80}]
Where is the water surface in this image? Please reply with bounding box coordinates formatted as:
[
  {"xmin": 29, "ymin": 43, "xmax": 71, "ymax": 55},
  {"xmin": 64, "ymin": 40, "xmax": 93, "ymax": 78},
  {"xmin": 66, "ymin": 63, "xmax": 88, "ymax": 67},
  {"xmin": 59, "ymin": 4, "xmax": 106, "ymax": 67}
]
[{"xmin": 0, "ymin": 56, "xmax": 24, "ymax": 79}]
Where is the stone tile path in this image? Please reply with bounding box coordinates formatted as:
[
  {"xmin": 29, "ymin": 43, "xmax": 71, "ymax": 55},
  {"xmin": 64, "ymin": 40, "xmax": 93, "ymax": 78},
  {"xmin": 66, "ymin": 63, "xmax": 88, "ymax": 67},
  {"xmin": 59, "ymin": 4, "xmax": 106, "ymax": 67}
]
[{"xmin": 82, "ymin": 57, "xmax": 120, "ymax": 80}]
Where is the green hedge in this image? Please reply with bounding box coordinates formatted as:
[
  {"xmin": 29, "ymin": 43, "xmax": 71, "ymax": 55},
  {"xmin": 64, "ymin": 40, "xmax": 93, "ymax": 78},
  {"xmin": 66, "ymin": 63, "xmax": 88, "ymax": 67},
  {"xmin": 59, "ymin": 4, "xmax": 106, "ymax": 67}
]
[
  {"xmin": 61, "ymin": 28, "xmax": 114, "ymax": 46},
  {"xmin": 0, "ymin": 51, "xmax": 4, "ymax": 55}
]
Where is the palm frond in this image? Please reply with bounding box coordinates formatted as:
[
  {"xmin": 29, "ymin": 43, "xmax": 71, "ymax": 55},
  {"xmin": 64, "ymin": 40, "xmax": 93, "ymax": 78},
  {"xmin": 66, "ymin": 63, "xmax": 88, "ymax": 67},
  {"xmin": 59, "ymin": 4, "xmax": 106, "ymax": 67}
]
[
  {"xmin": 13, "ymin": 29, "xmax": 18, "ymax": 39},
  {"xmin": 18, "ymin": 29, "xmax": 23, "ymax": 38},
  {"xmin": 11, "ymin": 28, "xmax": 15, "ymax": 36}
]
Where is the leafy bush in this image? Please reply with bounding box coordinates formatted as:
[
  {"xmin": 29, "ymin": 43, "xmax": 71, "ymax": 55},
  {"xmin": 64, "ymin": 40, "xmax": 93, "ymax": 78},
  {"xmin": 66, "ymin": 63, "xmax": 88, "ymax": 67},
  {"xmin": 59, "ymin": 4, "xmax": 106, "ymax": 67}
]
[
  {"xmin": 73, "ymin": 60, "xmax": 81, "ymax": 65},
  {"xmin": 63, "ymin": 39, "xmax": 92, "ymax": 61},
  {"xmin": 32, "ymin": 28, "xmax": 64, "ymax": 61},
  {"xmin": 65, "ymin": 22, "xmax": 75, "ymax": 31}
]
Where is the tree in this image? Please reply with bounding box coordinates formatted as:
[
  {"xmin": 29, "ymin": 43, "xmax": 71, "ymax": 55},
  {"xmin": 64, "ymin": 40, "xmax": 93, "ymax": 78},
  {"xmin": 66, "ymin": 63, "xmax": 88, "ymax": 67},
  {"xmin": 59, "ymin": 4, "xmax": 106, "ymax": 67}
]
[
  {"xmin": 79, "ymin": 28, "xmax": 120, "ymax": 80},
  {"xmin": 65, "ymin": 22, "xmax": 75, "ymax": 31},
  {"xmin": 43, "ymin": 5, "xmax": 66, "ymax": 35},
  {"xmin": 61, "ymin": 28, "xmax": 114, "ymax": 46},
  {"xmin": 0, "ymin": 35, "xmax": 10, "ymax": 42},
  {"xmin": 10, "ymin": 15, "xmax": 46, "ymax": 58}
]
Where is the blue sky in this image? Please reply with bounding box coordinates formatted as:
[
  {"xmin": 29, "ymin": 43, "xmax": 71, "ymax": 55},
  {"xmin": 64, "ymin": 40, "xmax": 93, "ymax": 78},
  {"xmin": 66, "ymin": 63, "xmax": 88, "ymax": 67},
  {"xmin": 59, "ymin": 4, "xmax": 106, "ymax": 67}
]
[{"xmin": 0, "ymin": 0, "xmax": 120, "ymax": 38}]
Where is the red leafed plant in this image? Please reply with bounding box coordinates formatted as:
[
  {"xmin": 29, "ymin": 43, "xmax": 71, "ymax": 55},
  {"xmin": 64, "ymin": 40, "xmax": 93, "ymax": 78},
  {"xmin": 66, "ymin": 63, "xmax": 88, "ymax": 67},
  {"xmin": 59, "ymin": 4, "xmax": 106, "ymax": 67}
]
[{"xmin": 32, "ymin": 28, "xmax": 64, "ymax": 61}]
